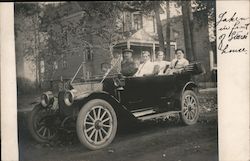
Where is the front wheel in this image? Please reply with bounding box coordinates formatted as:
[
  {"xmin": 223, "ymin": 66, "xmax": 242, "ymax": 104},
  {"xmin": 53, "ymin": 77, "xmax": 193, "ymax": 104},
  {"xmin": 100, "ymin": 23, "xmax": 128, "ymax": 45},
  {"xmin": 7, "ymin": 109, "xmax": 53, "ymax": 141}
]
[
  {"xmin": 76, "ymin": 99, "xmax": 117, "ymax": 150},
  {"xmin": 180, "ymin": 90, "xmax": 200, "ymax": 125},
  {"xmin": 28, "ymin": 105, "xmax": 58, "ymax": 143}
]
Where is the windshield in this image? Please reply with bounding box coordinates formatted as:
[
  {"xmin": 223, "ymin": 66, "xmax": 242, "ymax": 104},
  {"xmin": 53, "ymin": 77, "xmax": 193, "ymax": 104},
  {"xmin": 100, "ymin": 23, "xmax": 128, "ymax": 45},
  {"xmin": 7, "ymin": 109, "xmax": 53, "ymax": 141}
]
[{"xmin": 70, "ymin": 55, "xmax": 122, "ymax": 84}]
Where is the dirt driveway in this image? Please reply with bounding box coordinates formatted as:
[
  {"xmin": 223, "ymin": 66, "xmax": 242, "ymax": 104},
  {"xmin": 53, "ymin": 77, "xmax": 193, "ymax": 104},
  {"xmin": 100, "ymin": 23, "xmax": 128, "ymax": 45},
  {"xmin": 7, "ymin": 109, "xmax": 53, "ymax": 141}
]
[
  {"xmin": 18, "ymin": 113, "xmax": 217, "ymax": 161},
  {"xmin": 18, "ymin": 90, "xmax": 218, "ymax": 161}
]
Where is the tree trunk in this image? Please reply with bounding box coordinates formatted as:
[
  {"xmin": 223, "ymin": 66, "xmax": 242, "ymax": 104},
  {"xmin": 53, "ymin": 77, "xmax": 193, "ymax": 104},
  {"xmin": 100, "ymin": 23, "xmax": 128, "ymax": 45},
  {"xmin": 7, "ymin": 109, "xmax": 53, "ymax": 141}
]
[
  {"xmin": 165, "ymin": 1, "xmax": 171, "ymax": 61},
  {"xmin": 33, "ymin": 3, "xmax": 42, "ymax": 89},
  {"xmin": 181, "ymin": 0, "xmax": 195, "ymax": 61},
  {"xmin": 34, "ymin": 8, "xmax": 40, "ymax": 89},
  {"xmin": 154, "ymin": 1, "xmax": 165, "ymax": 52},
  {"xmin": 188, "ymin": 2, "xmax": 197, "ymax": 61}
]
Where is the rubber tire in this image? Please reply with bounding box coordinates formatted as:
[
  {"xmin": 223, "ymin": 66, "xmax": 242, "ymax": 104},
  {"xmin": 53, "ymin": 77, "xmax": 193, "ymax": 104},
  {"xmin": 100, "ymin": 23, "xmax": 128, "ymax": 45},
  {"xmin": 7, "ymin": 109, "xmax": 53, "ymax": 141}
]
[
  {"xmin": 76, "ymin": 99, "xmax": 117, "ymax": 150},
  {"xmin": 180, "ymin": 90, "xmax": 200, "ymax": 125},
  {"xmin": 27, "ymin": 105, "xmax": 58, "ymax": 143}
]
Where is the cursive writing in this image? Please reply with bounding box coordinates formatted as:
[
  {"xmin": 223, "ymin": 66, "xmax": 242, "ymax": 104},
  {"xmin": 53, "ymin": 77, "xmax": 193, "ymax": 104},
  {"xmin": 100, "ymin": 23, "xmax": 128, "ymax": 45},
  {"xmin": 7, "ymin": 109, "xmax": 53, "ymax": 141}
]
[
  {"xmin": 217, "ymin": 12, "xmax": 248, "ymax": 26},
  {"xmin": 217, "ymin": 11, "xmax": 249, "ymax": 54}
]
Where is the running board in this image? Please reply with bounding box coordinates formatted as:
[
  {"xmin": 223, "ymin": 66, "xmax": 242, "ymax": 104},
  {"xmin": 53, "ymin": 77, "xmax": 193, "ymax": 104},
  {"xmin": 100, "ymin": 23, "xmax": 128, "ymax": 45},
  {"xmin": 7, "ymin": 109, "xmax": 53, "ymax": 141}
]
[
  {"xmin": 138, "ymin": 111, "xmax": 181, "ymax": 121},
  {"xmin": 132, "ymin": 109, "xmax": 156, "ymax": 117}
]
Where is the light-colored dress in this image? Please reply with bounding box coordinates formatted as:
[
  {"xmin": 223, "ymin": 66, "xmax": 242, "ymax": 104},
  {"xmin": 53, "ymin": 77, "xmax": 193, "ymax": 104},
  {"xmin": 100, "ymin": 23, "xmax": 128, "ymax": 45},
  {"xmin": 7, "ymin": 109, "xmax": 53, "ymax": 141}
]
[
  {"xmin": 134, "ymin": 60, "xmax": 155, "ymax": 77},
  {"xmin": 165, "ymin": 58, "xmax": 189, "ymax": 75},
  {"xmin": 154, "ymin": 60, "xmax": 171, "ymax": 75}
]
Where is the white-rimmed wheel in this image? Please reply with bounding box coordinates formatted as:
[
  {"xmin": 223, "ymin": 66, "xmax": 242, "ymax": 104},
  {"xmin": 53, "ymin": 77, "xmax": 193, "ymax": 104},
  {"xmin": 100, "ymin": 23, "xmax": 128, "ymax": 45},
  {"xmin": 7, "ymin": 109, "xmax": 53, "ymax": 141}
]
[
  {"xmin": 180, "ymin": 90, "xmax": 199, "ymax": 125},
  {"xmin": 76, "ymin": 99, "xmax": 117, "ymax": 150},
  {"xmin": 28, "ymin": 105, "xmax": 58, "ymax": 143}
]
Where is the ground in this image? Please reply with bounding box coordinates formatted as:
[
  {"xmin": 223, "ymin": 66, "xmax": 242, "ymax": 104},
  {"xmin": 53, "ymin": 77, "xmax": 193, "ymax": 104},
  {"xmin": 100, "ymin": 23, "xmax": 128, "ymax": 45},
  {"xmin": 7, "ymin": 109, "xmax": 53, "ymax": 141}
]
[{"xmin": 17, "ymin": 89, "xmax": 218, "ymax": 161}]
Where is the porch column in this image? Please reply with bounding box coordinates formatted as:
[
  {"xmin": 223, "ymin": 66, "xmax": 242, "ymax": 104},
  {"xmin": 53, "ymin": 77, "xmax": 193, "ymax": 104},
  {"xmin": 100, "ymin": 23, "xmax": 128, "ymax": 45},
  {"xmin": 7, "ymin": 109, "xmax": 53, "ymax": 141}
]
[
  {"xmin": 209, "ymin": 50, "xmax": 214, "ymax": 71},
  {"xmin": 152, "ymin": 42, "xmax": 156, "ymax": 61},
  {"xmin": 127, "ymin": 40, "xmax": 130, "ymax": 49}
]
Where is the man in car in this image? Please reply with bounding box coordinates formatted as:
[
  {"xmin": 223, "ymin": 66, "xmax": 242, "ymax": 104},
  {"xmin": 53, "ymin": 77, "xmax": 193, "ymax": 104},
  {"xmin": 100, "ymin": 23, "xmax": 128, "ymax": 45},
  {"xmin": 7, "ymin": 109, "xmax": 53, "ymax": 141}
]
[
  {"xmin": 134, "ymin": 51, "xmax": 155, "ymax": 77},
  {"xmin": 165, "ymin": 49, "xmax": 189, "ymax": 75},
  {"xmin": 120, "ymin": 49, "xmax": 138, "ymax": 77}
]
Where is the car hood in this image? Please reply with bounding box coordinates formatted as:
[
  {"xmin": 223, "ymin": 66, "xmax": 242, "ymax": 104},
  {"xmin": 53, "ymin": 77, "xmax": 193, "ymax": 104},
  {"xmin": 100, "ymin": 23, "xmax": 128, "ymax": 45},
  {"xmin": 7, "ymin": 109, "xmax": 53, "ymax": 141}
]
[{"xmin": 70, "ymin": 81, "xmax": 103, "ymax": 96}]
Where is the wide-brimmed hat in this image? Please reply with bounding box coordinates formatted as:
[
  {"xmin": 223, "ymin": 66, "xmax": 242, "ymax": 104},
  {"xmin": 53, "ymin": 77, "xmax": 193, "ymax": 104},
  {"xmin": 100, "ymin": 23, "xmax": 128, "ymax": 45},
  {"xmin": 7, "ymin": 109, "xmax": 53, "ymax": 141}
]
[{"xmin": 122, "ymin": 48, "xmax": 133, "ymax": 54}]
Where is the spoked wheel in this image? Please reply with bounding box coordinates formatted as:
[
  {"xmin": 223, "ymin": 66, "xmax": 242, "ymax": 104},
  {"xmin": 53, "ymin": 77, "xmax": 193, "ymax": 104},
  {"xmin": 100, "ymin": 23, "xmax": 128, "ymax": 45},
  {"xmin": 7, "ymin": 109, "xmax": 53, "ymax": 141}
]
[
  {"xmin": 28, "ymin": 105, "xmax": 58, "ymax": 143},
  {"xmin": 76, "ymin": 99, "xmax": 117, "ymax": 150},
  {"xmin": 180, "ymin": 90, "xmax": 200, "ymax": 125}
]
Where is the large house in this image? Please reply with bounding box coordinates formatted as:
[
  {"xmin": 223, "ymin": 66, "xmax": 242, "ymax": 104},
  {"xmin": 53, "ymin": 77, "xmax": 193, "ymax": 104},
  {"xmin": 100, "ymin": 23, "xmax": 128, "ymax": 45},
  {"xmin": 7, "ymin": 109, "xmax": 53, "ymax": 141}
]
[
  {"xmin": 113, "ymin": 9, "xmax": 216, "ymax": 82},
  {"xmin": 15, "ymin": 2, "xmax": 216, "ymax": 91}
]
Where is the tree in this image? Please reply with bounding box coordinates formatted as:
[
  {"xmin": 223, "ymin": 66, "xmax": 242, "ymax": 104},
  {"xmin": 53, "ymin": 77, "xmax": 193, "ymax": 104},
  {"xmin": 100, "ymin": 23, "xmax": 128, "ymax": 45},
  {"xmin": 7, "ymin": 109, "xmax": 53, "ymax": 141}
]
[
  {"xmin": 165, "ymin": 1, "xmax": 171, "ymax": 60},
  {"xmin": 14, "ymin": 2, "xmax": 44, "ymax": 87},
  {"xmin": 153, "ymin": 1, "xmax": 165, "ymax": 52},
  {"xmin": 175, "ymin": 0, "xmax": 216, "ymax": 61},
  {"xmin": 181, "ymin": 0, "xmax": 195, "ymax": 61},
  {"xmin": 77, "ymin": 2, "xmax": 124, "ymax": 58},
  {"xmin": 192, "ymin": 0, "xmax": 216, "ymax": 42}
]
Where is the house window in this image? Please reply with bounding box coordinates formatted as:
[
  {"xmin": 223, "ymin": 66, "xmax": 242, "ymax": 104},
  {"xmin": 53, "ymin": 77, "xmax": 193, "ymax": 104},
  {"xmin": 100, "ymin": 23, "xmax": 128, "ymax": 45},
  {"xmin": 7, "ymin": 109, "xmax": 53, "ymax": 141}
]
[
  {"xmin": 144, "ymin": 15, "xmax": 156, "ymax": 33},
  {"xmin": 211, "ymin": 41, "xmax": 217, "ymax": 65},
  {"xmin": 53, "ymin": 61, "xmax": 58, "ymax": 70},
  {"xmin": 132, "ymin": 13, "xmax": 143, "ymax": 30},
  {"xmin": 84, "ymin": 47, "xmax": 93, "ymax": 61},
  {"xmin": 62, "ymin": 60, "xmax": 67, "ymax": 69},
  {"xmin": 168, "ymin": 42, "xmax": 177, "ymax": 60},
  {"xmin": 40, "ymin": 60, "xmax": 45, "ymax": 73},
  {"xmin": 152, "ymin": 16, "xmax": 156, "ymax": 33},
  {"xmin": 85, "ymin": 71, "xmax": 91, "ymax": 80}
]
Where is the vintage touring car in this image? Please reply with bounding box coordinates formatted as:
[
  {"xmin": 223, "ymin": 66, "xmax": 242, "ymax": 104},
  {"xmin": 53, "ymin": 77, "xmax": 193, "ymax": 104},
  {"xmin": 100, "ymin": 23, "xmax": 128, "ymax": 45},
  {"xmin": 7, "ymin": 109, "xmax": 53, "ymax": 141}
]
[{"xmin": 28, "ymin": 62, "xmax": 203, "ymax": 150}]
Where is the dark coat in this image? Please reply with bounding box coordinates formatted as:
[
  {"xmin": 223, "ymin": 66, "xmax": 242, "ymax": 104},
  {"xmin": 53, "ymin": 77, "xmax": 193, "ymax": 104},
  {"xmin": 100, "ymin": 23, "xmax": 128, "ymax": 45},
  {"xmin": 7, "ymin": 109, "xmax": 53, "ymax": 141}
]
[{"xmin": 121, "ymin": 60, "xmax": 138, "ymax": 77}]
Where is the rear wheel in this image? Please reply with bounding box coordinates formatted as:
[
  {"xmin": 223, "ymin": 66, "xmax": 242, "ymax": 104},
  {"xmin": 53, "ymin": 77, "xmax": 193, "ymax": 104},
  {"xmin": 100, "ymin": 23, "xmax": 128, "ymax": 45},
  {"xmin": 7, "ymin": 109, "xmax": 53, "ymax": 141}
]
[
  {"xmin": 28, "ymin": 105, "xmax": 58, "ymax": 143},
  {"xmin": 180, "ymin": 90, "xmax": 199, "ymax": 125},
  {"xmin": 76, "ymin": 99, "xmax": 117, "ymax": 150}
]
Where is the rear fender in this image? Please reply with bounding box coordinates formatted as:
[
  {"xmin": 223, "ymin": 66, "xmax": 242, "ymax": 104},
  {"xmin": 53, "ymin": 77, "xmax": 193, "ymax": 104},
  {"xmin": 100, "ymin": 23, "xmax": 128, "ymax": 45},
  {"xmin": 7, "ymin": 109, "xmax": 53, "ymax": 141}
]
[
  {"xmin": 77, "ymin": 91, "xmax": 137, "ymax": 122},
  {"xmin": 182, "ymin": 82, "xmax": 198, "ymax": 94},
  {"xmin": 173, "ymin": 82, "xmax": 198, "ymax": 111}
]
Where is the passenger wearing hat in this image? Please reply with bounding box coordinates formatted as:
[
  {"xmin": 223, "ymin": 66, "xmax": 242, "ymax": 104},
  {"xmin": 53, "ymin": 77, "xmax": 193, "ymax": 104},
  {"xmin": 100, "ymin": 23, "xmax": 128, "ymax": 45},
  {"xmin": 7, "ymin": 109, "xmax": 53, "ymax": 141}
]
[
  {"xmin": 121, "ymin": 49, "xmax": 138, "ymax": 77},
  {"xmin": 134, "ymin": 51, "xmax": 155, "ymax": 77},
  {"xmin": 165, "ymin": 49, "xmax": 189, "ymax": 75}
]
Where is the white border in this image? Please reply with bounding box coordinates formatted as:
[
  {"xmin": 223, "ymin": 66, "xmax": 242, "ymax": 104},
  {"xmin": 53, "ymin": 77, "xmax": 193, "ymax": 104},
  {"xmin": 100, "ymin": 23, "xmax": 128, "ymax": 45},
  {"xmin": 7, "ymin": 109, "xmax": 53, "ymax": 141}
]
[
  {"xmin": 1, "ymin": 2, "xmax": 19, "ymax": 161},
  {"xmin": 217, "ymin": 1, "xmax": 250, "ymax": 161},
  {"xmin": 0, "ymin": 1, "xmax": 250, "ymax": 161}
]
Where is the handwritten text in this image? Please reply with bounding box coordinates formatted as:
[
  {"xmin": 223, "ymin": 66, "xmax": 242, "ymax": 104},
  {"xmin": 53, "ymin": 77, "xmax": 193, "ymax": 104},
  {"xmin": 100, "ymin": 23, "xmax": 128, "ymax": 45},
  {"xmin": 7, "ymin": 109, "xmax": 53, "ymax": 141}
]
[{"xmin": 217, "ymin": 11, "xmax": 249, "ymax": 54}]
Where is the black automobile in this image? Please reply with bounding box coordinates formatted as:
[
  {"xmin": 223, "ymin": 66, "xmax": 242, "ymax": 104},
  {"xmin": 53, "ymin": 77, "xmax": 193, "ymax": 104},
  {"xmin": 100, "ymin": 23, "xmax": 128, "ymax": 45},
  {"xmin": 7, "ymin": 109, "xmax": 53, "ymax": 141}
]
[{"xmin": 28, "ymin": 62, "xmax": 203, "ymax": 150}]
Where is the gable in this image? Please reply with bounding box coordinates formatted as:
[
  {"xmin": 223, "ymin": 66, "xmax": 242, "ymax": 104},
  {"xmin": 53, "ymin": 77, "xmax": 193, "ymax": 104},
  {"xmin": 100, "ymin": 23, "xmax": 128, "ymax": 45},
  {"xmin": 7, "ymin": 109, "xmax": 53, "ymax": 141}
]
[{"xmin": 129, "ymin": 29, "xmax": 155, "ymax": 41}]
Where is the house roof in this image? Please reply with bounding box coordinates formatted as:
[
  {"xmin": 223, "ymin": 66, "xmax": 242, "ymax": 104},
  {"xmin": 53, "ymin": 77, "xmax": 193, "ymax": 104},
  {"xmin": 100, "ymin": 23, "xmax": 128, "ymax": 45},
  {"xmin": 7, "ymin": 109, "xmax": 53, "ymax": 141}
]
[
  {"xmin": 114, "ymin": 29, "xmax": 159, "ymax": 48},
  {"xmin": 129, "ymin": 29, "xmax": 156, "ymax": 42}
]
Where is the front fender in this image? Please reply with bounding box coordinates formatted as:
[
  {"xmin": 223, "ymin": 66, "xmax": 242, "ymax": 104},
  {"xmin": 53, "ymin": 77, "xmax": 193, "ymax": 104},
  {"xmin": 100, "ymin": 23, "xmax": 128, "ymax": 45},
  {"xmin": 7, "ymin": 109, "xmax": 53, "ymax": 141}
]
[{"xmin": 77, "ymin": 91, "xmax": 137, "ymax": 122}]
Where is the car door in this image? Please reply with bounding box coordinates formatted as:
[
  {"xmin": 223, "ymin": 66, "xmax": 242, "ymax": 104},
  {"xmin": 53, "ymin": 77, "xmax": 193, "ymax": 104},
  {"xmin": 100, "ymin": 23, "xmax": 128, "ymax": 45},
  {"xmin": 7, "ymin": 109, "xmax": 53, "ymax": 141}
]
[{"xmin": 121, "ymin": 75, "xmax": 177, "ymax": 111}]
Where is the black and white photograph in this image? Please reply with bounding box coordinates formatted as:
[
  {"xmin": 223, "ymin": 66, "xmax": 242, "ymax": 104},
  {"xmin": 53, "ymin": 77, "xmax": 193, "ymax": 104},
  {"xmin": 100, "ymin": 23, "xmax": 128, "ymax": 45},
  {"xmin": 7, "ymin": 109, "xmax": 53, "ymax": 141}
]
[
  {"xmin": 0, "ymin": 1, "xmax": 249, "ymax": 161},
  {"xmin": 14, "ymin": 1, "xmax": 218, "ymax": 161}
]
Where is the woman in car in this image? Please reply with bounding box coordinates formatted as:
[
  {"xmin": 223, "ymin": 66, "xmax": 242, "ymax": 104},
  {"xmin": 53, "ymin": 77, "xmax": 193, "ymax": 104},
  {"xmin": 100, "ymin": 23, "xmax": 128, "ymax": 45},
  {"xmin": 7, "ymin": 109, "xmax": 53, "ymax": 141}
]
[
  {"xmin": 154, "ymin": 51, "xmax": 170, "ymax": 75},
  {"xmin": 165, "ymin": 49, "xmax": 189, "ymax": 75},
  {"xmin": 134, "ymin": 51, "xmax": 155, "ymax": 77}
]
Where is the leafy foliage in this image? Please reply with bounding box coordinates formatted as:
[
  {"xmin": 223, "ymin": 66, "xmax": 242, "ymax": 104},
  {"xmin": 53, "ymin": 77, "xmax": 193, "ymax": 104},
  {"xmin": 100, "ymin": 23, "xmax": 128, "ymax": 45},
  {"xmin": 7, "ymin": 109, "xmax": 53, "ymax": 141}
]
[
  {"xmin": 14, "ymin": 3, "xmax": 41, "ymax": 16},
  {"xmin": 15, "ymin": 1, "xmax": 216, "ymax": 83}
]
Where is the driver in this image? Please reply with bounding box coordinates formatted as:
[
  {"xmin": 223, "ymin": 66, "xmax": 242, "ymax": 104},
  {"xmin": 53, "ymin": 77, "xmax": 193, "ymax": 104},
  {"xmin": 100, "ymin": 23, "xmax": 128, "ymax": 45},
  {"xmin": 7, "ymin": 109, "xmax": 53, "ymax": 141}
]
[{"xmin": 120, "ymin": 49, "xmax": 138, "ymax": 77}]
